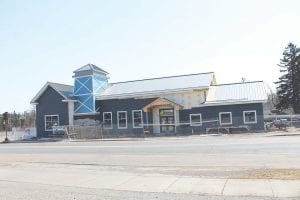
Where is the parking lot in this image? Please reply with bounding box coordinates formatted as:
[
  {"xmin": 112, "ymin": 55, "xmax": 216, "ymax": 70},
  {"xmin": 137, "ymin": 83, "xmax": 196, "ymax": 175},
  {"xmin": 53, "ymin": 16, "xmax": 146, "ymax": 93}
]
[{"xmin": 0, "ymin": 132, "xmax": 299, "ymax": 199}]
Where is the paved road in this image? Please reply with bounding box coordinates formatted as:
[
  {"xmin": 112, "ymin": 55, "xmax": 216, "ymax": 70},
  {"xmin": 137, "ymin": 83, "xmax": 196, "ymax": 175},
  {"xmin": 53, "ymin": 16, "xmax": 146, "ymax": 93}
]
[
  {"xmin": 0, "ymin": 133, "xmax": 299, "ymax": 199},
  {"xmin": 1, "ymin": 134, "xmax": 300, "ymax": 171},
  {"xmin": 1, "ymin": 134, "xmax": 300, "ymax": 155}
]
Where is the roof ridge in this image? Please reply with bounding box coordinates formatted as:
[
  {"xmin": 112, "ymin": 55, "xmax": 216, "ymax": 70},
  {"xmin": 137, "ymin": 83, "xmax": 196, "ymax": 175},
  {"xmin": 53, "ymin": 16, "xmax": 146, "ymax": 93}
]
[
  {"xmin": 74, "ymin": 63, "xmax": 109, "ymax": 74},
  {"xmin": 212, "ymin": 80, "xmax": 263, "ymax": 86},
  {"xmin": 111, "ymin": 72, "xmax": 214, "ymax": 85},
  {"xmin": 47, "ymin": 81, "xmax": 73, "ymax": 87}
]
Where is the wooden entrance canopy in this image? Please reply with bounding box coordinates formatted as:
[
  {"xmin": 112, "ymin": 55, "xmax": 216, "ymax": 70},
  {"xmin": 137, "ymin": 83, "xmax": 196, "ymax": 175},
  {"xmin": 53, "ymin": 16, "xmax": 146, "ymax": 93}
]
[{"xmin": 143, "ymin": 98, "xmax": 183, "ymax": 112}]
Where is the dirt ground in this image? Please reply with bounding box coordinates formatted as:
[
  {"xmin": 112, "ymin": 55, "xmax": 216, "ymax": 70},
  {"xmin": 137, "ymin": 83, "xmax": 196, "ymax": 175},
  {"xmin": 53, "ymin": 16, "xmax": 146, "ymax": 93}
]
[{"xmin": 234, "ymin": 169, "xmax": 300, "ymax": 180}]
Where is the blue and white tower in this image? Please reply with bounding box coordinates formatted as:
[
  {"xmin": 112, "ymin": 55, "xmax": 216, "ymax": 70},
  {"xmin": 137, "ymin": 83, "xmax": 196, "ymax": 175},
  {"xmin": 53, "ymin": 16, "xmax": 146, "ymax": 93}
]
[{"xmin": 73, "ymin": 64, "xmax": 109, "ymax": 115}]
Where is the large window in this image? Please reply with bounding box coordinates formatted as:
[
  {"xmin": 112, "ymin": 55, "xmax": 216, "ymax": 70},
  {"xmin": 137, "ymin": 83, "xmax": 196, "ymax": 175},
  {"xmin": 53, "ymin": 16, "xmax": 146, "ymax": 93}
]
[
  {"xmin": 243, "ymin": 110, "xmax": 257, "ymax": 124},
  {"xmin": 117, "ymin": 111, "xmax": 127, "ymax": 129},
  {"xmin": 103, "ymin": 112, "xmax": 112, "ymax": 129},
  {"xmin": 45, "ymin": 115, "xmax": 59, "ymax": 131},
  {"xmin": 132, "ymin": 110, "xmax": 143, "ymax": 128},
  {"xmin": 190, "ymin": 114, "xmax": 202, "ymax": 126},
  {"xmin": 219, "ymin": 112, "xmax": 232, "ymax": 125}
]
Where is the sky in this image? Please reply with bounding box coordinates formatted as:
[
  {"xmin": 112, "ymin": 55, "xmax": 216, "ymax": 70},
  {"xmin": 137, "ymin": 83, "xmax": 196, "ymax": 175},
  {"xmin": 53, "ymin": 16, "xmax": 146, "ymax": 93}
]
[{"xmin": 1, "ymin": 0, "xmax": 300, "ymax": 113}]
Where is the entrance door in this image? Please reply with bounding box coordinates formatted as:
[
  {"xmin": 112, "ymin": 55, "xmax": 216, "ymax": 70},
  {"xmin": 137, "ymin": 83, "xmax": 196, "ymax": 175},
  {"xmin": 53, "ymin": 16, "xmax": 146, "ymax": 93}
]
[{"xmin": 159, "ymin": 109, "xmax": 175, "ymax": 133}]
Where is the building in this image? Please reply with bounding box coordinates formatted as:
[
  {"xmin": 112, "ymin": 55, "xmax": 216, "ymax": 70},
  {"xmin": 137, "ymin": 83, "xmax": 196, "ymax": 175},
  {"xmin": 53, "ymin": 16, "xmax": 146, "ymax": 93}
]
[{"xmin": 31, "ymin": 64, "xmax": 269, "ymax": 137}]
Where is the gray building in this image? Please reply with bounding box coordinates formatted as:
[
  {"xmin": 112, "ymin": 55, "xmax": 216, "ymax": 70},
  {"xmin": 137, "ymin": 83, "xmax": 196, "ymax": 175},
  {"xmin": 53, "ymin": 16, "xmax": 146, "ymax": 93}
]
[{"xmin": 31, "ymin": 64, "xmax": 269, "ymax": 137}]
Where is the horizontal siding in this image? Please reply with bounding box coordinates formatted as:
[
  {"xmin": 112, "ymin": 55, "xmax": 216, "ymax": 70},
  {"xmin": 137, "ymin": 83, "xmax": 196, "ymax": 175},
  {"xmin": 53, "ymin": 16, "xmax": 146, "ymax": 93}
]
[
  {"xmin": 97, "ymin": 98, "xmax": 156, "ymax": 135},
  {"xmin": 97, "ymin": 99, "xmax": 264, "ymax": 135},
  {"xmin": 179, "ymin": 103, "xmax": 264, "ymax": 133},
  {"xmin": 36, "ymin": 87, "xmax": 69, "ymax": 137}
]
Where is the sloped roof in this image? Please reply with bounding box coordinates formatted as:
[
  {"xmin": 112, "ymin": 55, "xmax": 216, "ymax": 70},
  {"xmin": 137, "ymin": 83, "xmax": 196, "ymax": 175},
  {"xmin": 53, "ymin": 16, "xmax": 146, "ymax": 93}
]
[
  {"xmin": 31, "ymin": 82, "xmax": 74, "ymax": 103},
  {"xmin": 206, "ymin": 81, "xmax": 269, "ymax": 104},
  {"xmin": 143, "ymin": 98, "xmax": 184, "ymax": 112},
  {"xmin": 97, "ymin": 72, "xmax": 215, "ymax": 100},
  {"xmin": 73, "ymin": 64, "xmax": 108, "ymax": 75}
]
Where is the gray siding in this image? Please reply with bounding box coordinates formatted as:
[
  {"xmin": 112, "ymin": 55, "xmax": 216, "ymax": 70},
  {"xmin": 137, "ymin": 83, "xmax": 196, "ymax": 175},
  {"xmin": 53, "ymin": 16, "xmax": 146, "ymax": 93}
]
[
  {"xmin": 179, "ymin": 103, "xmax": 264, "ymax": 134},
  {"xmin": 97, "ymin": 98, "xmax": 156, "ymax": 136},
  {"xmin": 36, "ymin": 87, "xmax": 69, "ymax": 137},
  {"xmin": 97, "ymin": 100, "xmax": 264, "ymax": 135}
]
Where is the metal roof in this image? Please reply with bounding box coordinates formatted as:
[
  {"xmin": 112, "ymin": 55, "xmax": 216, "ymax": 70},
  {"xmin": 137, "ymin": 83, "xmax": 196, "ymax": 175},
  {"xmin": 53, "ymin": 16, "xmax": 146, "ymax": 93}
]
[
  {"xmin": 206, "ymin": 81, "xmax": 269, "ymax": 104},
  {"xmin": 73, "ymin": 64, "xmax": 109, "ymax": 75},
  {"xmin": 97, "ymin": 72, "xmax": 215, "ymax": 100},
  {"xmin": 31, "ymin": 82, "xmax": 74, "ymax": 103},
  {"xmin": 49, "ymin": 82, "xmax": 73, "ymax": 95}
]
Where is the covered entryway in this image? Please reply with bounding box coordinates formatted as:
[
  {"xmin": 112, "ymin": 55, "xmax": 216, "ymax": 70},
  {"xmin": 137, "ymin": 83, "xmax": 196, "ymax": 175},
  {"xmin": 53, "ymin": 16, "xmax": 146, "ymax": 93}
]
[
  {"xmin": 159, "ymin": 108, "xmax": 175, "ymax": 133},
  {"xmin": 143, "ymin": 98, "xmax": 183, "ymax": 135}
]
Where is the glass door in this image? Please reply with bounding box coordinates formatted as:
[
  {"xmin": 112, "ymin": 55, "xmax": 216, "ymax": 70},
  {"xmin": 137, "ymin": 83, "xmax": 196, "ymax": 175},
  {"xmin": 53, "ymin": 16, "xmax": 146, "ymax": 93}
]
[{"xmin": 159, "ymin": 109, "xmax": 174, "ymax": 133}]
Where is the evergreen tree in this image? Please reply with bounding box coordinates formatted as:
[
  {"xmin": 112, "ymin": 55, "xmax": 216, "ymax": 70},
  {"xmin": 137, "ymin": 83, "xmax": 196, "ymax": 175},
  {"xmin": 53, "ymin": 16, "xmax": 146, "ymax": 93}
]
[{"xmin": 275, "ymin": 43, "xmax": 300, "ymax": 114}]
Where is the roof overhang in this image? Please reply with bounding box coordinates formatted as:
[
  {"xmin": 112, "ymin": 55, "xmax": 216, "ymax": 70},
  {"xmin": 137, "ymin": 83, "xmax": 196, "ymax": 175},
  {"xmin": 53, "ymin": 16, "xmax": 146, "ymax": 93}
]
[
  {"xmin": 143, "ymin": 98, "xmax": 183, "ymax": 112},
  {"xmin": 96, "ymin": 86, "xmax": 208, "ymax": 100},
  {"xmin": 203, "ymin": 99, "xmax": 267, "ymax": 107}
]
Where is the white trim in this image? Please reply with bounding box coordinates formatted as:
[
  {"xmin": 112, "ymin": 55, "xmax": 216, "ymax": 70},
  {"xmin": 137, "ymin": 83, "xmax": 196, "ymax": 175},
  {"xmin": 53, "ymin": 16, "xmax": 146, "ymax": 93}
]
[
  {"xmin": 203, "ymin": 100, "xmax": 267, "ymax": 107},
  {"xmin": 117, "ymin": 111, "xmax": 127, "ymax": 129},
  {"xmin": 219, "ymin": 112, "xmax": 232, "ymax": 125},
  {"xmin": 73, "ymin": 112, "xmax": 100, "ymax": 116},
  {"xmin": 62, "ymin": 99, "xmax": 77, "ymax": 102},
  {"xmin": 190, "ymin": 114, "xmax": 202, "ymax": 126},
  {"xmin": 243, "ymin": 110, "xmax": 257, "ymax": 124},
  {"xmin": 103, "ymin": 112, "xmax": 113, "ymax": 129},
  {"xmin": 132, "ymin": 110, "xmax": 143, "ymax": 128},
  {"xmin": 44, "ymin": 114, "xmax": 59, "ymax": 131}
]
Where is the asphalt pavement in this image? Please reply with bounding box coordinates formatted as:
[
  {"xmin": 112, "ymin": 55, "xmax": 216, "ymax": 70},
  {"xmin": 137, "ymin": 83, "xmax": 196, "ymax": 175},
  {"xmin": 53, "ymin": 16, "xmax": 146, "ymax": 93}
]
[{"xmin": 0, "ymin": 133, "xmax": 299, "ymax": 199}]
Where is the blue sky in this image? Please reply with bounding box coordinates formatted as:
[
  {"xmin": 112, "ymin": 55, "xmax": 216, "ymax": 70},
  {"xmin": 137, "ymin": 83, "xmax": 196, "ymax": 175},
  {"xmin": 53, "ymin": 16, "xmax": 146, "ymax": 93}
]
[{"xmin": 1, "ymin": 0, "xmax": 300, "ymax": 113}]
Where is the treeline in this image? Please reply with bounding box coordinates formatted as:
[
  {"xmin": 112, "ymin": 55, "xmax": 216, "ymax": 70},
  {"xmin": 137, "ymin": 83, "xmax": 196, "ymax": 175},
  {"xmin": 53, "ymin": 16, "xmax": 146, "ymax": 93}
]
[{"xmin": 0, "ymin": 110, "xmax": 35, "ymax": 131}]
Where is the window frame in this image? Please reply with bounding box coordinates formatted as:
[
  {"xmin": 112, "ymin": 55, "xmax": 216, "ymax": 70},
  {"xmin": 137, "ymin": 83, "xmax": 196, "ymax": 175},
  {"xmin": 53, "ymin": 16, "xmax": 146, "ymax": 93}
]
[
  {"xmin": 219, "ymin": 112, "xmax": 232, "ymax": 125},
  {"xmin": 243, "ymin": 110, "xmax": 257, "ymax": 124},
  {"xmin": 132, "ymin": 110, "xmax": 143, "ymax": 128},
  {"xmin": 117, "ymin": 111, "xmax": 127, "ymax": 129},
  {"xmin": 103, "ymin": 112, "xmax": 113, "ymax": 129},
  {"xmin": 44, "ymin": 114, "xmax": 59, "ymax": 131},
  {"xmin": 189, "ymin": 114, "xmax": 202, "ymax": 126}
]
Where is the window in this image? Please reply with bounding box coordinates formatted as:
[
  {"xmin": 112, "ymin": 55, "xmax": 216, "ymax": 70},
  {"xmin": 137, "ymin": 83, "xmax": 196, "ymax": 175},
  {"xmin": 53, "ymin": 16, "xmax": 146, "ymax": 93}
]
[
  {"xmin": 132, "ymin": 110, "xmax": 143, "ymax": 128},
  {"xmin": 45, "ymin": 115, "xmax": 59, "ymax": 131},
  {"xmin": 243, "ymin": 110, "xmax": 257, "ymax": 124},
  {"xmin": 103, "ymin": 112, "xmax": 112, "ymax": 129},
  {"xmin": 117, "ymin": 111, "xmax": 127, "ymax": 129},
  {"xmin": 190, "ymin": 114, "xmax": 202, "ymax": 126},
  {"xmin": 219, "ymin": 112, "xmax": 232, "ymax": 125},
  {"xmin": 159, "ymin": 109, "xmax": 174, "ymax": 116}
]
